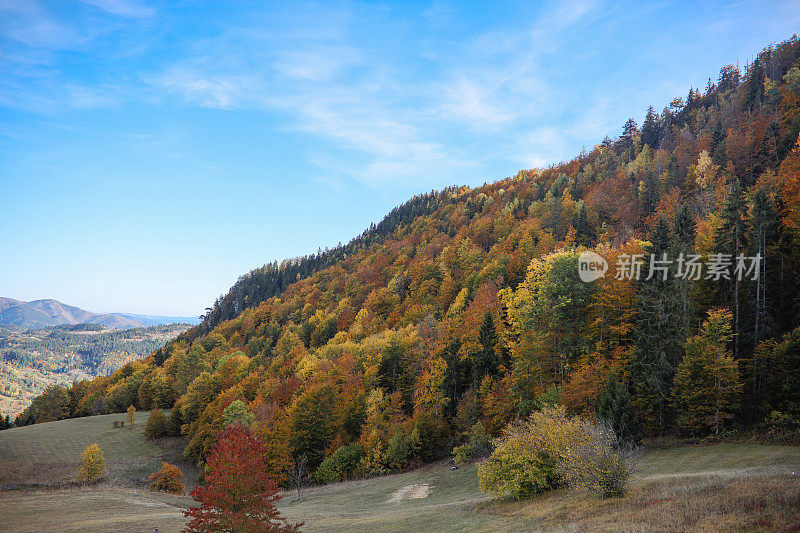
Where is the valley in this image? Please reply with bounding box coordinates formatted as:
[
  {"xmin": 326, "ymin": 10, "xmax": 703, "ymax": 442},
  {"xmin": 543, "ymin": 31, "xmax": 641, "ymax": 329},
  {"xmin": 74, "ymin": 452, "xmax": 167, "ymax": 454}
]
[{"xmin": 0, "ymin": 324, "xmax": 191, "ymax": 418}]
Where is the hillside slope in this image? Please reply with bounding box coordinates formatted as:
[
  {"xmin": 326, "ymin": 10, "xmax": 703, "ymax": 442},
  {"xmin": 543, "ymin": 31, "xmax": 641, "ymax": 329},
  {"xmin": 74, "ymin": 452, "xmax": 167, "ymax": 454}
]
[{"xmin": 17, "ymin": 36, "xmax": 800, "ymax": 486}]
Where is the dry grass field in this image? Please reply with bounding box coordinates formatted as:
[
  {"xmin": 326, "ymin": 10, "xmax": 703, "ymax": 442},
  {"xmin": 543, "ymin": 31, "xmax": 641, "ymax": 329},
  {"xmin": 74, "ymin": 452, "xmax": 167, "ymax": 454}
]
[
  {"xmin": 0, "ymin": 414, "xmax": 798, "ymax": 532},
  {"xmin": 0, "ymin": 487, "xmax": 194, "ymax": 533}
]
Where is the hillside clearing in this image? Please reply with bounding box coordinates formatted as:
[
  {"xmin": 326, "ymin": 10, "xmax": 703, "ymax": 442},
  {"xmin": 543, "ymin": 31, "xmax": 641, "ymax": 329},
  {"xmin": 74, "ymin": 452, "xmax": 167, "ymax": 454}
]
[{"xmin": 0, "ymin": 411, "xmax": 195, "ymax": 487}]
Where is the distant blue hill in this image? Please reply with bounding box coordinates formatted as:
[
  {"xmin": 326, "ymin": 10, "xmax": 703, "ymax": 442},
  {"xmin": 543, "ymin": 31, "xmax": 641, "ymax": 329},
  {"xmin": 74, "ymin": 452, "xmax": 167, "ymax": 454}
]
[
  {"xmin": 110, "ymin": 313, "xmax": 200, "ymax": 327},
  {"xmin": 0, "ymin": 297, "xmax": 199, "ymax": 329}
]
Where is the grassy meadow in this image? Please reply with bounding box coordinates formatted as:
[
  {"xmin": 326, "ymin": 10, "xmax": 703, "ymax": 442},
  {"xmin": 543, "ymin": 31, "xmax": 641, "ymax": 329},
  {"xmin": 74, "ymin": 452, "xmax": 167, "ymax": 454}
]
[
  {"xmin": 277, "ymin": 445, "xmax": 800, "ymax": 532},
  {"xmin": 0, "ymin": 413, "xmax": 799, "ymax": 532},
  {"xmin": 0, "ymin": 411, "xmax": 193, "ymax": 487}
]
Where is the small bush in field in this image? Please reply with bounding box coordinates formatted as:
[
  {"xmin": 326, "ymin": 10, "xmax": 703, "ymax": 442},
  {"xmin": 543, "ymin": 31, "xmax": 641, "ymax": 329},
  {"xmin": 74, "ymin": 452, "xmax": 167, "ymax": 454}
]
[
  {"xmin": 557, "ymin": 418, "xmax": 637, "ymax": 498},
  {"xmin": 477, "ymin": 405, "xmax": 636, "ymax": 499},
  {"xmin": 76, "ymin": 443, "xmax": 106, "ymax": 482},
  {"xmin": 149, "ymin": 462, "xmax": 184, "ymax": 494},
  {"xmin": 477, "ymin": 410, "xmax": 562, "ymax": 499},
  {"xmin": 145, "ymin": 407, "xmax": 168, "ymax": 440}
]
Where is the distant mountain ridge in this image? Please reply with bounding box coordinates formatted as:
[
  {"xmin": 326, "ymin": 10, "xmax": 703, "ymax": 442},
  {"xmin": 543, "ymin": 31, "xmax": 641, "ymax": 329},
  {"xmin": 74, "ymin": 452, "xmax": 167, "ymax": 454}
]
[{"xmin": 0, "ymin": 297, "xmax": 199, "ymax": 329}]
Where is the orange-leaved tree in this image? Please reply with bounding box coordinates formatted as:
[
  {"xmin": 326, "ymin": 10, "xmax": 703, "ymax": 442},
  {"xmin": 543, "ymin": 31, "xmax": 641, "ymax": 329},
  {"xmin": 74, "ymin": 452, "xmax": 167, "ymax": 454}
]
[
  {"xmin": 183, "ymin": 424, "xmax": 302, "ymax": 532},
  {"xmin": 149, "ymin": 462, "xmax": 184, "ymax": 494}
]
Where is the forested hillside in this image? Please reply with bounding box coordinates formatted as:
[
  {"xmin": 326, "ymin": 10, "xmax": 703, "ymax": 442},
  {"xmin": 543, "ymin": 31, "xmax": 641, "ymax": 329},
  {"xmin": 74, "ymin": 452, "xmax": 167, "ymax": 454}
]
[{"xmin": 19, "ymin": 37, "xmax": 800, "ymax": 484}]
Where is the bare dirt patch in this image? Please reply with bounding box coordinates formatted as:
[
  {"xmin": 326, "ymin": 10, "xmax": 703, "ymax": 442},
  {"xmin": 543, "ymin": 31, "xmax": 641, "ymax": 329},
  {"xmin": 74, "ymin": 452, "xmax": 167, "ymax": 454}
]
[{"xmin": 387, "ymin": 483, "xmax": 430, "ymax": 502}]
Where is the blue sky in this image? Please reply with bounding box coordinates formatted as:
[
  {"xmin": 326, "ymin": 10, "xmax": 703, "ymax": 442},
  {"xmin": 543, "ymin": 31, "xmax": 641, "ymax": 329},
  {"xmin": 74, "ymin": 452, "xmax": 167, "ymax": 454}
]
[{"xmin": 1, "ymin": 0, "xmax": 798, "ymax": 316}]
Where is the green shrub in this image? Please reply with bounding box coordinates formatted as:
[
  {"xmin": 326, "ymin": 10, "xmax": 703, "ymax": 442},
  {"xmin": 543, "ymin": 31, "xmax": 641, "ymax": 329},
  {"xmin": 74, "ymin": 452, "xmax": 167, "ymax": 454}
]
[
  {"xmin": 314, "ymin": 443, "xmax": 364, "ymax": 484},
  {"xmin": 764, "ymin": 410, "xmax": 797, "ymax": 433},
  {"xmin": 144, "ymin": 407, "xmax": 168, "ymax": 440},
  {"xmin": 477, "ymin": 410, "xmax": 561, "ymax": 499},
  {"xmin": 452, "ymin": 422, "xmax": 492, "ymax": 465},
  {"xmin": 222, "ymin": 400, "xmax": 254, "ymax": 427},
  {"xmin": 384, "ymin": 429, "xmax": 419, "ymax": 470},
  {"xmin": 477, "ymin": 439, "xmax": 556, "ymax": 498}
]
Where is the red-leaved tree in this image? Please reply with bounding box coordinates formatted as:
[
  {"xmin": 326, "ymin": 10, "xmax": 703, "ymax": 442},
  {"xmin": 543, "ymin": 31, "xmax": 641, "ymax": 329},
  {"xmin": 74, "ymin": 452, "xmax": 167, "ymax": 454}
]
[{"xmin": 183, "ymin": 424, "xmax": 302, "ymax": 532}]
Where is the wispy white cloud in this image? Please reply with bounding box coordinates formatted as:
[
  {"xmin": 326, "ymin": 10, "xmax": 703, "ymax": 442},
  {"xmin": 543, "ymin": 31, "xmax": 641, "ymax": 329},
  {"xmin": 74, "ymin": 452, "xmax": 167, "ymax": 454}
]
[
  {"xmin": 12, "ymin": 0, "xmax": 787, "ymax": 188},
  {"xmin": 439, "ymin": 76, "xmax": 517, "ymax": 126},
  {"xmin": 67, "ymin": 84, "xmax": 122, "ymax": 109},
  {"xmin": 0, "ymin": 0, "xmax": 606, "ymax": 182},
  {"xmin": 137, "ymin": 1, "xmax": 605, "ymax": 185},
  {"xmin": 152, "ymin": 68, "xmax": 258, "ymax": 109},
  {"xmin": 273, "ymin": 47, "xmax": 363, "ymax": 81},
  {"xmin": 0, "ymin": 0, "xmax": 157, "ymax": 112},
  {"xmin": 77, "ymin": 0, "xmax": 155, "ymax": 18},
  {"xmin": 0, "ymin": 1, "xmax": 79, "ymax": 49}
]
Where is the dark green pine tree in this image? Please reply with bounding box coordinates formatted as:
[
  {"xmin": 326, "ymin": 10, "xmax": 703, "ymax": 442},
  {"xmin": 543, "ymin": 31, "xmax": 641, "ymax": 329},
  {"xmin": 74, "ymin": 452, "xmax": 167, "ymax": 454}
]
[
  {"xmin": 631, "ymin": 216, "xmax": 685, "ymax": 434},
  {"xmin": 442, "ymin": 339, "xmax": 470, "ymax": 417},
  {"xmin": 715, "ymin": 179, "xmax": 750, "ymax": 359},
  {"xmin": 672, "ymin": 206, "xmax": 697, "ymax": 339},
  {"xmin": 598, "ymin": 375, "xmax": 640, "ymax": 444},
  {"xmin": 472, "ymin": 311, "xmax": 500, "ymax": 388},
  {"xmin": 572, "ymin": 201, "xmax": 593, "ymax": 246},
  {"xmin": 379, "ymin": 338, "xmax": 405, "ymax": 393},
  {"xmin": 641, "ymin": 106, "xmax": 662, "ymax": 149},
  {"xmin": 744, "ymin": 188, "xmax": 778, "ymax": 419},
  {"xmin": 378, "ymin": 338, "xmax": 415, "ymax": 416},
  {"xmin": 748, "ymin": 188, "xmax": 777, "ymax": 347},
  {"xmin": 619, "ymin": 118, "xmax": 639, "ymax": 160},
  {"xmin": 712, "ymin": 120, "xmax": 727, "ymax": 167},
  {"xmin": 672, "ymin": 205, "xmax": 696, "ymax": 248}
]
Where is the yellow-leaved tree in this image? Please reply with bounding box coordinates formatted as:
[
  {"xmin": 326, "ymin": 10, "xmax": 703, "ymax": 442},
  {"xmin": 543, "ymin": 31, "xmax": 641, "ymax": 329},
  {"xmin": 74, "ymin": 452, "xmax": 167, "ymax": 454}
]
[
  {"xmin": 126, "ymin": 405, "xmax": 136, "ymax": 426},
  {"xmin": 77, "ymin": 443, "xmax": 106, "ymax": 482}
]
